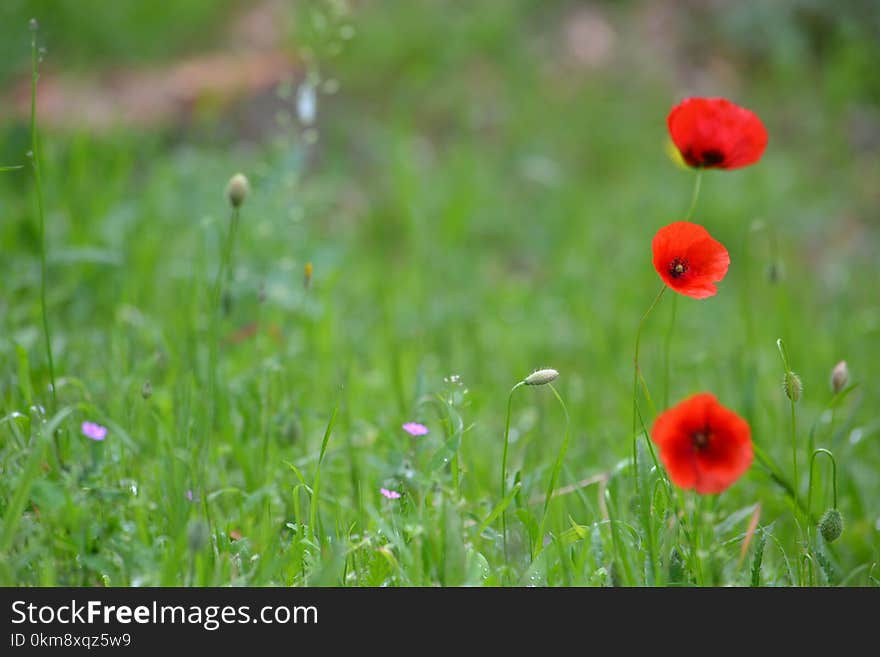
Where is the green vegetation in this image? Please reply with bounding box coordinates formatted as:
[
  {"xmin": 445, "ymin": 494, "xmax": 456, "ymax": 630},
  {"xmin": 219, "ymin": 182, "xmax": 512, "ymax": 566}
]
[{"xmin": 1, "ymin": 0, "xmax": 877, "ymax": 586}]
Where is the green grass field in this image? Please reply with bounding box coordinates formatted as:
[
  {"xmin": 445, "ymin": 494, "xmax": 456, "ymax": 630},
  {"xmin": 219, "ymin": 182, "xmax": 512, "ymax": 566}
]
[{"xmin": 1, "ymin": 0, "xmax": 878, "ymax": 586}]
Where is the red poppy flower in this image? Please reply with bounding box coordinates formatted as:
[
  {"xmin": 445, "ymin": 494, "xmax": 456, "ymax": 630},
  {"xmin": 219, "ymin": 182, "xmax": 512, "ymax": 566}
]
[
  {"xmin": 652, "ymin": 221, "xmax": 730, "ymax": 299},
  {"xmin": 651, "ymin": 393, "xmax": 753, "ymax": 495},
  {"xmin": 667, "ymin": 97, "xmax": 768, "ymax": 170}
]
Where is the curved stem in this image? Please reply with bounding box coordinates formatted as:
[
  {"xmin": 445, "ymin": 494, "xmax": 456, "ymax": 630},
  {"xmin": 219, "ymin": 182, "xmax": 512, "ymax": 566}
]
[
  {"xmin": 632, "ymin": 284, "xmax": 667, "ymax": 486},
  {"xmin": 501, "ymin": 380, "xmax": 525, "ymax": 562},
  {"xmin": 807, "ymin": 448, "xmax": 838, "ymax": 521}
]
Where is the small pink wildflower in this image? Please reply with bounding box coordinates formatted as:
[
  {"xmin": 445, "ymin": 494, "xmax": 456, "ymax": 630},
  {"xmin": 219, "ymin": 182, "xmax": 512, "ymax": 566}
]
[
  {"xmin": 380, "ymin": 488, "xmax": 401, "ymax": 500},
  {"xmin": 402, "ymin": 422, "xmax": 429, "ymax": 437},
  {"xmin": 81, "ymin": 421, "xmax": 107, "ymax": 441}
]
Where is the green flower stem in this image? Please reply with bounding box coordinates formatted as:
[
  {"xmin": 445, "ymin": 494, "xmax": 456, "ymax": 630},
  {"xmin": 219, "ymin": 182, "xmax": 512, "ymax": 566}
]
[
  {"xmin": 208, "ymin": 206, "xmax": 241, "ymax": 425},
  {"xmin": 501, "ymin": 380, "xmax": 525, "ymax": 561},
  {"xmin": 807, "ymin": 448, "xmax": 838, "ymax": 520},
  {"xmin": 776, "ymin": 339, "xmax": 799, "ymax": 512},
  {"xmin": 663, "ymin": 295, "xmax": 677, "ymax": 410},
  {"xmin": 691, "ymin": 492, "xmax": 706, "ymax": 586},
  {"xmin": 684, "ymin": 169, "xmax": 703, "ymax": 222},
  {"xmin": 664, "ymin": 170, "xmax": 703, "ymax": 409},
  {"xmin": 632, "ymin": 284, "xmax": 667, "ymax": 488}
]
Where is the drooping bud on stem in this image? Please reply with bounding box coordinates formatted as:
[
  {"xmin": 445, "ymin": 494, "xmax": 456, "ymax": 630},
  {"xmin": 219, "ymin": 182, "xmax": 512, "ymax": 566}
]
[
  {"xmin": 818, "ymin": 508, "xmax": 843, "ymax": 543},
  {"xmin": 783, "ymin": 371, "xmax": 802, "ymax": 403},
  {"xmin": 830, "ymin": 360, "xmax": 848, "ymax": 395},
  {"xmin": 524, "ymin": 368, "xmax": 560, "ymax": 386},
  {"xmin": 225, "ymin": 173, "xmax": 249, "ymax": 208}
]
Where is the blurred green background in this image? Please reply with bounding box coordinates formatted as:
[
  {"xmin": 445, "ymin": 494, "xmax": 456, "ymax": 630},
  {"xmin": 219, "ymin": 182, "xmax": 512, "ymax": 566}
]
[{"xmin": 1, "ymin": 0, "xmax": 877, "ymax": 585}]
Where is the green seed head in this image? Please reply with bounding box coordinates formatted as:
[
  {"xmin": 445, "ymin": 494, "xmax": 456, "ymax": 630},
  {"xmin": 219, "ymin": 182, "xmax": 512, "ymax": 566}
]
[
  {"xmin": 818, "ymin": 508, "xmax": 843, "ymax": 543},
  {"xmin": 783, "ymin": 371, "xmax": 803, "ymax": 402}
]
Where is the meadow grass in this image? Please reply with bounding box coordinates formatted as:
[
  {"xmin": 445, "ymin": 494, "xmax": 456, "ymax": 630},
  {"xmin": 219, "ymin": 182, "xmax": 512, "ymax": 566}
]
[{"xmin": 0, "ymin": 1, "xmax": 878, "ymax": 586}]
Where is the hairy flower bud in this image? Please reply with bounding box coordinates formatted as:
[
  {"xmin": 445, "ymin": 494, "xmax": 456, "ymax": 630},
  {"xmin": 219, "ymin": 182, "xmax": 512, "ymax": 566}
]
[
  {"xmin": 524, "ymin": 368, "xmax": 559, "ymax": 386},
  {"xmin": 783, "ymin": 371, "xmax": 802, "ymax": 402},
  {"xmin": 830, "ymin": 361, "xmax": 848, "ymax": 395},
  {"xmin": 818, "ymin": 508, "xmax": 843, "ymax": 543},
  {"xmin": 226, "ymin": 173, "xmax": 249, "ymax": 208}
]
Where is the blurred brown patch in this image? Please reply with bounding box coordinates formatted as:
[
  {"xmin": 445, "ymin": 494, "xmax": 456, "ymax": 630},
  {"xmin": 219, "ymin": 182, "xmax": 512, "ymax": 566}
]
[
  {"xmin": 225, "ymin": 321, "xmax": 285, "ymax": 345},
  {"xmin": 564, "ymin": 6, "xmax": 616, "ymax": 70},
  {"xmin": 226, "ymin": 322, "xmax": 259, "ymax": 345},
  {"xmin": 3, "ymin": 0, "xmax": 297, "ymax": 131}
]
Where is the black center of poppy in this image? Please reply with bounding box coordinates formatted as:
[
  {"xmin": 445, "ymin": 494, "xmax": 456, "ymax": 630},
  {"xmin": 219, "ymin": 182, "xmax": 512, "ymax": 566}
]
[
  {"xmin": 668, "ymin": 257, "xmax": 688, "ymax": 278},
  {"xmin": 700, "ymin": 149, "xmax": 725, "ymax": 166},
  {"xmin": 692, "ymin": 430, "xmax": 710, "ymax": 450}
]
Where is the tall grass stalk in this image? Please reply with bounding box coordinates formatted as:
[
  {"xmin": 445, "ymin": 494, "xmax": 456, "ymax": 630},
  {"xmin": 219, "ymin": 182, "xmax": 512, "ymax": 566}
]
[
  {"xmin": 28, "ymin": 21, "xmax": 61, "ymax": 464},
  {"xmin": 310, "ymin": 401, "xmax": 339, "ymax": 545}
]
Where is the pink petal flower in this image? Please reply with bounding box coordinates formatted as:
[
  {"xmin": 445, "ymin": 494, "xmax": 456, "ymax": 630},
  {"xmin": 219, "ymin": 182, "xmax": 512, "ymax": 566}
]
[
  {"xmin": 402, "ymin": 422, "xmax": 429, "ymax": 437},
  {"xmin": 81, "ymin": 421, "xmax": 108, "ymax": 441},
  {"xmin": 380, "ymin": 487, "xmax": 401, "ymax": 500}
]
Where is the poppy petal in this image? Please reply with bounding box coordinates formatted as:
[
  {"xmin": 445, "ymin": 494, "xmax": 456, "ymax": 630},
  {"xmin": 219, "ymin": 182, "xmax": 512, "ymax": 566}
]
[
  {"xmin": 651, "ymin": 393, "xmax": 752, "ymax": 495},
  {"xmin": 652, "ymin": 222, "xmax": 730, "ymax": 299},
  {"xmin": 667, "ymin": 97, "xmax": 767, "ymax": 170}
]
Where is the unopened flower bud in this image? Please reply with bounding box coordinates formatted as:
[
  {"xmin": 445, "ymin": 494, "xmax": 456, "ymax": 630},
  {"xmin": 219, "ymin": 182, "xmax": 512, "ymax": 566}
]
[
  {"xmin": 783, "ymin": 371, "xmax": 802, "ymax": 402},
  {"xmin": 830, "ymin": 360, "xmax": 848, "ymax": 395},
  {"xmin": 29, "ymin": 18, "xmax": 39, "ymax": 32},
  {"xmin": 524, "ymin": 368, "xmax": 559, "ymax": 386},
  {"xmin": 226, "ymin": 173, "xmax": 249, "ymax": 208},
  {"xmin": 141, "ymin": 380, "xmax": 152, "ymax": 400},
  {"xmin": 818, "ymin": 508, "xmax": 843, "ymax": 543}
]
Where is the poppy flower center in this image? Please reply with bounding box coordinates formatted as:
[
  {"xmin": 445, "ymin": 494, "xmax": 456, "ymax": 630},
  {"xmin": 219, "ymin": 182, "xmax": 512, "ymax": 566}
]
[
  {"xmin": 692, "ymin": 430, "xmax": 710, "ymax": 450},
  {"xmin": 700, "ymin": 149, "xmax": 725, "ymax": 166},
  {"xmin": 668, "ymin": 257, "xmax": 689, "ymax": 278}
]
